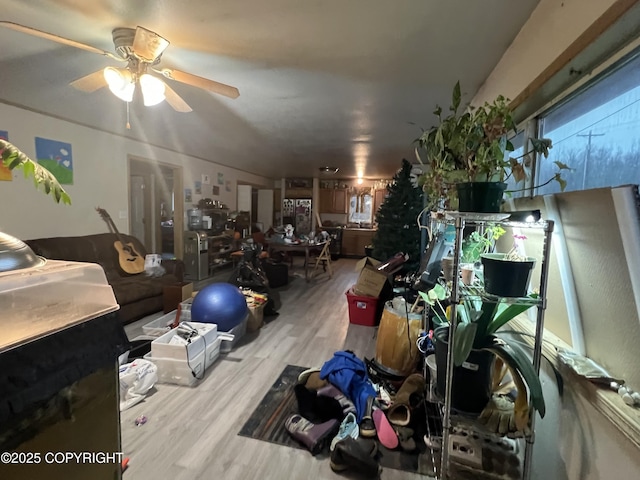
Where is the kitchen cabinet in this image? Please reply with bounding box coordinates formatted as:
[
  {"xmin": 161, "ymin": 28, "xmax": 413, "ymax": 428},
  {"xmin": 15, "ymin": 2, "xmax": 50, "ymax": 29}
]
[
  {"xmin": 342, "ymin": 229, "xmax": 375, "ymax": 257},
  {"xmin": 373, "ymin": 188, "xmax": 387, "ymax": 215},
  {"xmin": 319, "ymin": 188, "xmax": 348, "ymax": 214}
]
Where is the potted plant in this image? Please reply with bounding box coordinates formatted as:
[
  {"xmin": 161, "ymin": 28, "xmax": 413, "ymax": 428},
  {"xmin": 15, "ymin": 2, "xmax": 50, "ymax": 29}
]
[
  {"xmin": 481, "ymin": 233, "xmax": 535, "ymax": 297},
  {"xmin": 420, "ymin": 282, "xmax": 545, "ymax": 431},
  {"xmin": 1, "ymin": 138, "xmax": 71, "ymax": 204},
  {"xmin": 415, "ymin": 82, "xmax": 570, "ymax": 212}
]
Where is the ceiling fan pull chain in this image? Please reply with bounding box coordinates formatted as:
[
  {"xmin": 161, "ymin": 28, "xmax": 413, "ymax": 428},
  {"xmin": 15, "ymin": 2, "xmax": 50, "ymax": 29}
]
[{"xmin": 126, "ymin": 102, "xmax": 131, "ymax": 130}]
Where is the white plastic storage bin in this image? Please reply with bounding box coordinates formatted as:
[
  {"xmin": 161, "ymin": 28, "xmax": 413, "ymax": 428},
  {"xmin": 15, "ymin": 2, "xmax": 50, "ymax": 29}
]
[
  {"xmin": 219, "ymin": 315, "xmax": 248, "ymax": 353},
  {"xmin": 151, "ymin": 322, "xmax": 216, "ymax": 361},
  {"xmin": 144, "ymin": 350, "xmax": 204, "ymax": 387},
  {"xmin": 142, "ymin": 309, "xmax": 192, "ymax": 337},
  {"xmin": 203, "ymin": 336, "xmax": 222, "ymax": 369},
  {"xmin": 180, "ymin": 298, "xmax": 193, "ymax": 313},
  {"xmin": 144, "ymin": 336, "xmax": 221, "ymax": 387}
]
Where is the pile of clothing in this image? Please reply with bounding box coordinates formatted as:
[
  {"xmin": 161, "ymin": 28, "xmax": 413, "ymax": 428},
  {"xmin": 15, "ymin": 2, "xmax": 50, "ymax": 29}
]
[{"xmin": 285, "ymin": 350, "xmax": 426, "ymax": 478}]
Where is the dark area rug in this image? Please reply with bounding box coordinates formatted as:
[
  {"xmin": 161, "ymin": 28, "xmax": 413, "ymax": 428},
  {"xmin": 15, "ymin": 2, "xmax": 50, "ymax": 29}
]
[{"xmin": 238, "ymin": 364, "xmax": 442, "ymax": 476}]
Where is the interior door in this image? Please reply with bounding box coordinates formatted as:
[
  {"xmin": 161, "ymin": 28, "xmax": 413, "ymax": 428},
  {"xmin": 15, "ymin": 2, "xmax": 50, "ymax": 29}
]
[{"xmin": 129, "ymin": 157, "xmax": 183, "ymax": 259}]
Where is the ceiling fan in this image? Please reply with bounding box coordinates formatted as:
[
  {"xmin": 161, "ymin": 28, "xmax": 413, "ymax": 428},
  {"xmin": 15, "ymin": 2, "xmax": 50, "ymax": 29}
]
[{"xmin": 0, "ymin": 21, "xmax": 240, "ymax": 113}]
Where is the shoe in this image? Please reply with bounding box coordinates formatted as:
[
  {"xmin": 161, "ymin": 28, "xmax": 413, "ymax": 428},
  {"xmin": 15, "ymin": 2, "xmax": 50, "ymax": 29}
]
[
  {"xmin": 387, "ymin": 373, "xmax": 426, "ymax": 426},
  {"xmin": 317, "ymin": 384, "xmax": 356, "ymax": 416},
  {"xmin": 285, "ymin": 414, "xmax": 339, "ymax": 455},
  {"xmin": 294, "ymin": 384, "xmax": 343, "ymax": 423},
  {"xmin": 372, "ymin": 383, "xmax": 392, "ymax": 410},
  {"xmin": 297, "ymin": 368, "xmax": 328, "ymax": 390},
  {"xmin": 395, "ymin": 426, "xmax": 416, "ymax": 452},
  {"xmin": 373, "ymin": 408, "xmax": 398, "ymax": 449},
  {"xmin": 297, "ymin": 367, "xmax": 321, "ymax": 384},
  {"xmin": 330, "ymin": 437, "xmax": 382, "ymax": 478},
  {"xmin": 330, "ymin": 412, "xmax": 359, "ymax": 451},
  {"xmin": 359, "ymin": 396, "xmax": 376, "ymax": 438}
]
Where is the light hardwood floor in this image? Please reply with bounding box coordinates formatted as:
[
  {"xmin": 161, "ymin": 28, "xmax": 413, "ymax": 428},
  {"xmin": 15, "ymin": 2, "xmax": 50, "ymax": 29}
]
[{"xmin": 121, "ymin": 258, "xmax": 428, "ymax": 480}]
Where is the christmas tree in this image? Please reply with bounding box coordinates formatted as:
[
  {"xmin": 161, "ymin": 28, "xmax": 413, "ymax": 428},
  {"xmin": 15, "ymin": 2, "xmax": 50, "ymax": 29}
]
[{"xmin": 371, "ymin": 159, "xmax": 424, "ymax": 268}]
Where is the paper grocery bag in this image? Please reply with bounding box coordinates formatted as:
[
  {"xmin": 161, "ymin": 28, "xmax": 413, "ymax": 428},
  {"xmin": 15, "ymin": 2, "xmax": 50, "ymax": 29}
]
[{"xmin": 375, "ymin": 302, "xmax": 422, "ymax": 376}]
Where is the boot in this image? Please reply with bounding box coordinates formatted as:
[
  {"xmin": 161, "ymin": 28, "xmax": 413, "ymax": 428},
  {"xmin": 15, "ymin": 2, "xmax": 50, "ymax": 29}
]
[
  {"xmin": 317, "ymin": 384, "xmax": 356, "ymax": 416},
  {"xmin": 285, "ymin": 414, "xmax": 339, "ymax": 455},
  {"xmin": 294, "ymin": 384, "xmax": 343, "ymax": 423},
  {"xmin": 387, "ymin": 373, "xmax": 426, "ymax": 426},
  {"xmin": 330, "ymin": 436, "xmax": 381, "ymax": 478}
]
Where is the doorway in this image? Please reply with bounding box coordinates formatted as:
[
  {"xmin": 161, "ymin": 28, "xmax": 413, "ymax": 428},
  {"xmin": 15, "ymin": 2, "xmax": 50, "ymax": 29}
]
[{"xmin": 128, "ymin": 156, "xmax": 184, "ymax": 259}]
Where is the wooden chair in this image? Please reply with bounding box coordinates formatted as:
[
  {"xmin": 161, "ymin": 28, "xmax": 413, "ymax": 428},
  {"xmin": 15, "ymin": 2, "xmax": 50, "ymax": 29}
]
[{"xmin": 311, "ymin": 240, "xmax": 333, "ymax": 278}]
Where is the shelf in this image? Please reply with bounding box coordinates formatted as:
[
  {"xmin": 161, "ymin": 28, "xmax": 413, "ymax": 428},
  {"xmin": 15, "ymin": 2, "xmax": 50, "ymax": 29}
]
[
  {"xmin": 431, "ymin": 208, "xmax": 554, "ymax": 480},
  {"xmin": 209, "ymin": 260, "xmax": 232, "ymax": 271},
  {"xmin": 459, "ymin": 285, "xmax": 543, "ymax": 306},
  {"xmin": 210, "ymin": 248, "xmax": 234, "ymax": 257},
  {"xmin": 434, "ymin": 211, "xmax": 553, "ymax": 231}
]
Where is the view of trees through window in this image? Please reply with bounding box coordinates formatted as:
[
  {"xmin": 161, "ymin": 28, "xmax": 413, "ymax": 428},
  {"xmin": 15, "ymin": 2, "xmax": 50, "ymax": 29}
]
[{"xmin": 536, "ymin": 49, "xmax": 640, "ymax": 195}]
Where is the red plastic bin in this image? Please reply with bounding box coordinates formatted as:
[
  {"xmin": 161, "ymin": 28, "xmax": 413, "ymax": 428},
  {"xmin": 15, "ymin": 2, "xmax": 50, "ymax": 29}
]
[{"xmin": 346, "ymin": 286, "xmax": 379, "ymax": 326}]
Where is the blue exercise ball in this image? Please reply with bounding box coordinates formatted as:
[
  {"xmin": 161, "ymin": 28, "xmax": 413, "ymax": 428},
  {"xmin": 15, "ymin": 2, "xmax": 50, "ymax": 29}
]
[{"xmin": 191, "ymin": 282, "xmax": 248, "ymax": 331}]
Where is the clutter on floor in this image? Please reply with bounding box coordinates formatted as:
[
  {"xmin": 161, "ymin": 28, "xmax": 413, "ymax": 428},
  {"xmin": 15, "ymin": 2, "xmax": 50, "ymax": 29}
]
[
  {"xmin": 131, "ymin": 282, "xmax": 276, "ymax": 390},
  {"xmin": 238, "ymin": 364, "xmax": 434, "ymax": 476}
]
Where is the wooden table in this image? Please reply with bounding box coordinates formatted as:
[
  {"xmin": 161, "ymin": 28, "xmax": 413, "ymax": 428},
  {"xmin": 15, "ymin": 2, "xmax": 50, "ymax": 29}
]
[{"xmin": 267, "ymin": 240, "xmax": 327, "ymax": 282}]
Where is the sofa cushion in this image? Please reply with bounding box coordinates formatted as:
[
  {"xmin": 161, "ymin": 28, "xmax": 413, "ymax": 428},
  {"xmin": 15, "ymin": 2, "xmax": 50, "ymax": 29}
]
[{"xmin": 111, "ymin": 274, "xmax": 179, "ymax": 305}]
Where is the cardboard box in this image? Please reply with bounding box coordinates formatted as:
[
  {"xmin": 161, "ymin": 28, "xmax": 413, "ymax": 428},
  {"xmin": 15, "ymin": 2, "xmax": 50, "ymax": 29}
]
[
  {"xmin": 353, "ymin": 257, "xmax": 390, "ymax": 298},
  {"xmin": 163, "ymin": 282, "xmax": 194, "ymax": 313}
]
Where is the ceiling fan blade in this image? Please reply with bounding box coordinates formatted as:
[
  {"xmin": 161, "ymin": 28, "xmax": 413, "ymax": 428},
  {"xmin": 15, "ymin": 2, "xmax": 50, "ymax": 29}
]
[
  {"xmin": 132, "ymin": 26, "xmax": 169, "ymax": 63},
  {"xmin": 155, "ymin": 68, "xmax": 239, "ymax": 99},
  {"xmin": 70, "ymin": 70, "xmax": 107, "ymax": 92},
  {"xmin": 0, "ymin": 21, "xmax": 123, "ymax": 61},
  {"xmin": 163, "ymin": 82, "xmax": 192, "ymax": 113}
]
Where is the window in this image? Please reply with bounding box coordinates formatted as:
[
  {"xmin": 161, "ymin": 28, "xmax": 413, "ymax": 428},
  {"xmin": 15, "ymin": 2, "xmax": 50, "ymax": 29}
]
[
  {"xmin": 348, "ymin": 192, "xmax": 372, "ymax": 224},
  {"xmin": 536, "ymin": 49, "xmax": 640, "ymax": 195},
  {"xmin": 505, "ymin": 131, "xmax": 525, "ymax": 196}
]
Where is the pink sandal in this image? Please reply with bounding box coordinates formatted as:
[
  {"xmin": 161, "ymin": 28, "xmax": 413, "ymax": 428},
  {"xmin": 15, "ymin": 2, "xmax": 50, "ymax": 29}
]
[{"xmin": 373, "ymin": 408, "xmax": 398, "ymax": 449}]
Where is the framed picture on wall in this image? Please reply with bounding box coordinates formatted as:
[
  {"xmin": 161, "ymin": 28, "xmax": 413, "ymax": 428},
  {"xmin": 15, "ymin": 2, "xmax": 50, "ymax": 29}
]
[
  {"xmin": 195, "ymin": 180, "xmax": 202, "ymax": 194},
  {"xmin": 35, "ymin": 136, "xmax": 73, "ymax": 185},
  {"xmin": 212, "ymin": 185, "xmax": 220, "ymax": 196},
  {"xmin": 185, "ymin": 188, "xmax": 192, "ymax": 202}
]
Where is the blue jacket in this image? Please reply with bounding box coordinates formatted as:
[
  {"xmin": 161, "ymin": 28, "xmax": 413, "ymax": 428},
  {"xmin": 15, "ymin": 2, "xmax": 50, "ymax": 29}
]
[{"xmin": 320, "ymin": 351, "xmax": 376, "ymax": 422}]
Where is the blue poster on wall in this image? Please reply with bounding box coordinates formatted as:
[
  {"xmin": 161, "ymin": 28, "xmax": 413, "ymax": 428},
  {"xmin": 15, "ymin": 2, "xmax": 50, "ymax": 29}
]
[{"xmin": 35, "ymin": 137, "xmax": 73, "ymax": 185}]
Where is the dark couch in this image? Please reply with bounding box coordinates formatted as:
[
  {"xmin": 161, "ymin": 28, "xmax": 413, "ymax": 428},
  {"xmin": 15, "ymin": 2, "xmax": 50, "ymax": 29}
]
[{"xmin": 26, "ymin": 233, "xmax": 185, "ymax": 325}]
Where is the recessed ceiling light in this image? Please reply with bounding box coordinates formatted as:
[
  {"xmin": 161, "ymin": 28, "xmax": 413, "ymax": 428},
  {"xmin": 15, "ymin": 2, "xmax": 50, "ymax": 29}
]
[{"xmin": 319, "ymin": 166, "xmax": 339, "ymax": 174}]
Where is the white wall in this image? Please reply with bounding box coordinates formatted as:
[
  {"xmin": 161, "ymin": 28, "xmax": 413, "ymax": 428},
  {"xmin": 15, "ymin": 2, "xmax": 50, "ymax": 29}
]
[
  {"xmin": 257, "ymin": 189, "xmax": 274, "ymax": 231},
  {"xmin": 476, "ymin": 1, "xmax": 640, "ymax": 477},
  {"xmin": 0, "ymin": 103, "xmax": 272, "ymax": 240},
  {"xmin": 473, "ymin": 0, "xmax": 618, "ymax": 105}
]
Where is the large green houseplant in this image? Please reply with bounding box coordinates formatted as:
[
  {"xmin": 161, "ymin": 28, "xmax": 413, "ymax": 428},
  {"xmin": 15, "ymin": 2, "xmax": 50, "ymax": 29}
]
[
  {"xmin": 415, "ymin": 82, "xmax": 569, "ymax": 212},
  {"xmin": 1, "ymin": 138, "xmax": 71, "ymax": 204},
  {"xmin": 420, "ymin": 283, "xmax": 544, "ymax": 432}
]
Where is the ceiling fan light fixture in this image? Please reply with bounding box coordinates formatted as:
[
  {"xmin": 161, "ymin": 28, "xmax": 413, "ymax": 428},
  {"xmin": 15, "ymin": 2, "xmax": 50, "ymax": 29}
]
[
  {"xmin": 140, "ymin": 73, "xmax": 166, "ymax": 106},
  {"xmin": 104, "ymin": 66, "xmax": 134, "ymax": 102}
]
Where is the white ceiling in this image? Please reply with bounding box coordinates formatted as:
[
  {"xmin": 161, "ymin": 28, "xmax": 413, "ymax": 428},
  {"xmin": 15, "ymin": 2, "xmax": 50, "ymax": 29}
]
[{"xmin": 0, "ymin": 0, "xmax": 540, "ymax": 181}]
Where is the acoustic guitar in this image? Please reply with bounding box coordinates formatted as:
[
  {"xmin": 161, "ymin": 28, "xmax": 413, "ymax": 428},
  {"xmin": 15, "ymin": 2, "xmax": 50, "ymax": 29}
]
[{"xmin": 96, "ymin": 207, "xmax": 146, "ymax": 275}]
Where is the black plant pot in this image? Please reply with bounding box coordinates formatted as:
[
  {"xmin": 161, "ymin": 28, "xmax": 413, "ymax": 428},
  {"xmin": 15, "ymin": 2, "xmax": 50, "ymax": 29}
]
[
  {"xmin": 434, "ymin": 326, "xmax": 494, "ymax": 414},
  {"xmin": 481, "ymin": 253, "xmax": 536, "ymax": 297},
  {"xmin": 456, "ymin": 182, "xmax": 507, "ymax": 213}
]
